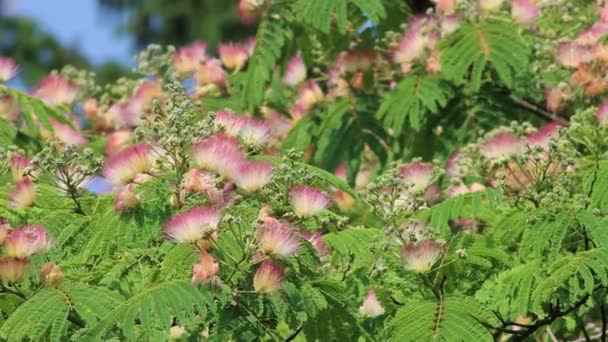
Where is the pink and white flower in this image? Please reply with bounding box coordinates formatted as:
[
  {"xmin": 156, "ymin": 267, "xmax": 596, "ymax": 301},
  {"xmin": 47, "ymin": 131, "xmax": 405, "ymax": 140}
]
[
  {"xmin": 238, "ymin": 0, "xmax": 265, "ymax": 24},
  {"xmin": 172, "ymin": 41, "xmax": 207, "ymax": 75},
  {"xmin": 50, "ymin": 119, "xmax": 88, "ymax": 147},
  {"xmin": 39, "ymin": 262, "xmax": 64, "ymax": 286},
  {"xmin": 392, "ymin": 26, "xmax": 427, "ymax": 65},
  {"xmin": 544, "ymin": 87, "xmax": 567, "ymax": 113},
  {"xmin": 195, "ymin": 59, "xmax": 227, "ymax": 90},
  {"xmin": 114, "ymin": 184, "xmax": 140, "ymax": 212},
  {"xmin": 215, "ymin": 111, "xmax": 245, "ymax": 137},
  {"xmin": 283, "ymin": 55, "xmax": 307, "ymax": 86},
  {"xmin": 435, "ymin": 0, "xmax": 456, "ymax": 15},
  {"xmin": 598, "ymin": 101, "xmax": 608, "ymax": 125},
  {"xmin": 478, "ymin": 0, "xmax": 504, "ymax": 12},
  {"xmin": 238, "ymin": 117, "xmax": 272, "ymax": 146},
  {"xmin": 218, "ymin": 43, "xmax": 250, "ymax": 71},
  {"xmin": 233, "ymin": 160, "xmax": 274, "ymax": 192},
  {"xmin": 102, "ymin": 143, "xmax": 157, "ymax": 185},
  {"xmin": 164, "ymin": 206, "xmax": 222, "ymax": 243},
  {"xmin": 358, "ymin": 290, "xmax": 385, "ymax": 317},
  {"xmin": 0, "ymin": 57, "xmax": 19, "ymax": 82},
  {"xmin": 401, "ymin": 239, "xmax": 443, "ymax": 273},
  {"xmin": 32, "ymin": 74, "xmax": 79, "ymax": 106},
  {"xmin": 258, "ymin": 217, "xmax": 300, "ymax": 257},
  {"xmin": 0, "ymin": 95, "xmax": 20, "ymax": 122},
  {"xmin": 8, "ymin": 178, "xmax": 36, "ymax": 209},
  {"xmin": 289, "ymin": 185, "xmax": 331, "ymax": 217},
  {"xmin": 0, "ymin": 258, "xmax": 29, "ymax": 282},
  {"xmin": 440, "ymin": 15, "xmax": 461, "ymax": 35},
  {"xmin": 0, "ymin": 221, "xmax": 8, "ymax": 245},
  {"xmin": 526, "ymin": 121, "xmax": 565, "ymax": 149},
  {"xmin": 511, "ymin": 0, "xmax": 540, "ymax": 25},
  {"xmin": 192, "ymin": 251, "xmax": 220, "ymax": 284},
  {"xmin": 295, "ymin": 81, "xmax": 324, "ymax": 111},
  {"xmin": 556, "ymin": 42, "xmax": 596, "ymax": 69},
  {"xmin": 10, "ymin": 154, "xmax": 30, "ymax": 181},
  {"xmin": 105, "ymin": 130, "xmax": 133, "ymax": 156},
  {"xmin": 301, "ymin": 231, "xmax": 331, "ymax": 258},
  {"xmin": 253, "ymin": 260, "xmax": 284, "ymax": 293},
  {"xmin": 399, "ymin": 162, "xmax": 434, "ymax": 192},
  {"xmin": 480, "ymin": 132, "xmax": 523, "ymax": 160},
  {"xmin": 182, "ymin": 168, "xmax": 217, "ymax": 194},
  {"xmin": 445, "ymin": 150, "xmax": 463, "ymax": 178},
  {"xmin": 191, "ymin": 134, "xmax": 244, "ymax": 179},
  {"xmin": 3, "ymin": 225, "xmax": 52, "ymax": 258}
]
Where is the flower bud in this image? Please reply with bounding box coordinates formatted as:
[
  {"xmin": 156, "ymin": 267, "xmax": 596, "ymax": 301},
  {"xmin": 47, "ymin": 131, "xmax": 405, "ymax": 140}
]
[
  {"xmin": 0, "ymin": 57, "xmax": 19, "ymax": 82},
  {"xmin": 191, "ymin": 251, "xmax": 220, "ymax": 284},
  {"xmin": 8, "ymin": 178, "xmax": 36, "ymax": 209},
  {"xmin": 358, "ymin": 290, "xmax": 385, "ymax": 317},
  {"xmin": 0, "ymin": 258, "xmax": 29, "ymax": 282},
  {"xmin": 39, "ymin": 262, "xmax": 64, "ymax": 286},
  {"xmin": 253, "ymin": 260, "xmax": 284, "ymax": 293},
  {"xmin": 3, "ymin": 225, "xmax": 52, "ymax": 258},
  {"xmin": 282, "ymin": 55, "xmax": 307, "ymax": 86}
]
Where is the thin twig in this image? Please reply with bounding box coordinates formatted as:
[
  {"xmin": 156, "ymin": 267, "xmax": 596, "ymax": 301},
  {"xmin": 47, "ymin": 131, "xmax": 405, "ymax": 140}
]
[{"xmin": 509, "ymin": 95, "xmax": 569, "ymax": 124}]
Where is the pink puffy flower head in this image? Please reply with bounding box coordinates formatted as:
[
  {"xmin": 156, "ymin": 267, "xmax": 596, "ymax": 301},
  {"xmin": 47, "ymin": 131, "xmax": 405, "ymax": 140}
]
[
  {"xmin": 0, "ymin": 57, "xmax": 19, "ymax": 82},
  {"xmin": 114, "ymin": 184, "xmax": 140, "ymax": 212},
  {"xmin": 301, "ymin": 231, "xmax": 331, "ymax": 258},
  {"xmin": 283, "ymin": 54, "xmax": 307, "ymax": 86},
  {"xmin": 0, "ymin": 221, "xmax": 9, "ymax": 245},
  {"xmin": 164, "ymin": 206, "xmax": 222, "ymax": 243},
  {"xmin": 8, "ymin": 178, "xmax": 36, "ymax": 209},
  {"xmin": 182, "ymin": 168, "xmax": 217, "ymax": 194},
  {"xmin": 215, "ymin": 111, "xmax": 245, "ymax": 137},
  {"xmin": 258, "ymin": 217, "xmax": 300, "ymax": 257},
  {"xmin": 399, "ymin": 162, "xmax": 434, "ymax": 192},
  {"xmin": 191, "ymin": 134, "xmax": 244, "ymax": 179},
  {"xmin": 401, "ymin": 239, "xmax": 443, "ymax": 273},
  {"xmin": 544, "ymin": 87, "xmax": 567, "ymax": 113},
  {"xmin": 233, "ymin": 160, "xmax": 274, "ymax": 192},
  {"xmin": 512, "ymin": 0, "xmax": 541, "ymax": 25},
  {"xmin": 10, "ymin": 154, "xmax": 30, "ymax": 181},
  {"xmin": 238, "ymin": 117, "xmax": 272, "ymax": 146},
  {"xmin": 238, "ymin": 0, "xmax": 265, "ymax": 24},
  {"xmin": 192, "ymin": 250, "xmax": 220, "ymax": 284},
  {"xmin": 3, "ymin": 225, "xmax": 52, "ymax": 258},
  {"xmin": 445, "ymin": 150, "xmax": 463, "ymax": 178},
  {"xmin": 172, "ymin": 41, "xmax": 207, "ymax": 75},
  {"xmin": 526, "ymin": 121, "xmax": 565, "ymax": 149},
  {"xmin": 556, "ymin": 42, "xmax": 596, "ymax": 69},
  {"xmin": 218, "ymin": 43, "xmax": 250, "ymax": 71},
  {"xmin": 435, "ymin": 0, "xmax": 456, "ymax": 15},
  {"xmin": 50, "ymin": 119, "xmax": 88, "ymax": 147},
  {"xmin": 440, "ymin": 15, "xmax": 461, "ymax": 36},
  {"xmin": 102, "ymin": 143, "xmax": 157, "ymax": 185},
  {"xmin": 195, "ymin": 59, "xmax": 227, "ymax": 91},
  {"xmin": 0, "ymin": 258, "xmax": 29, "ymax": 282},
  {"xmin": 289, "ymin": 185, "xmax": 331, "ymax": 217},
  {"xmin": 480, "ymin": 132, "xmax": 523, "ymax": 160},
  {"xmin": 0, "ymin": 95, "xmax": 20, "ymax": 122},
  {"xmin": 105, "ymin": 130, "xmax": 133, "ymax": 156},
  {"xmin": 392, "ymin": 25, "xmax": 427, "ymax": 65},
  {"xmin": 295, "ymin": 81, "xmax": 324, "ymax": 111},
  {"xmin": 598, "ymin": 101, "xmax": 608, "ymax": 125},
  {"xmin": 358, "ymin": 290, "xmax": 385, "ymax": 317},
  {"xmin": 253, "ymin": 260, "xmax": 284, "ymax": 293},
  {"xmin": 32, "ymin": 74, "xmax": 79, "ymax": 105}
]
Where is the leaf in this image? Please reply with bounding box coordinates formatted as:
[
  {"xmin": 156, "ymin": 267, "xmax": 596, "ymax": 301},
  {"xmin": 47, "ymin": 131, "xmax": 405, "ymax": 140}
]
[
  {"xmin": 350, "ymin": 0, "xmax": 386, "ymax": 23},
  {"xmin": 323, "ymin": 227, "xmax": 382, "ymax": 271},
  {"xmin": 295, "ymin": 0, "xmax": 348, "ymax": 34}
]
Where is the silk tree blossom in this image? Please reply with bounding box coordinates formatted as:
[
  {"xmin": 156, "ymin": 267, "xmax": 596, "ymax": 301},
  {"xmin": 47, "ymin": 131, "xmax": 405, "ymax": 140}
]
[
  {"xmin": 401, "ymin": 239, "xmax": 443, "ymax": 273},
  {"xmin": 511, "ymin": 0, "xmax": 540, "ymax": 25},
  {"xmin": 598, "ymin": 101, "xmax": 608, "ymax": 125},
  {"xmin": 440, "ymin": 15, "xmax": 461, "ymax": 36},
  {"xmin": 0, "ymin": 258, "xmax": 29, "ymax": 282},
  {"xmin": 261, "ymin": 106, "xmax": 293, "ymax": 140},
  {"xmin": 192, "ymin": 251, "xmax": 220, "ymax": 284},
  {"xmin": 32, "ymin": 74, "xmax": 79, "ymax": 106},
  {"xmin": 215, "ymin": 111, "xmax": 245, "ymax": 137},
  {"xmin": 233, "ymin": 160, "xmax": 274, "ymax": 192},
  {"xmin": 8, "ymin": 178, "xmax": 36, "ymax": 209},
  {"xmin": 337, "ymin": 50, "xmax": 376, "ymax": 73},
  {"xmin": 289, "ymin": 185, "xmax": 331, "ymax": 217},
  {"xmin": 164, "ymin": 206, "xmax": 222, "ymax": 243},
  {"xmin": 0, "ymin": 57, "xmax": 19, "ymax": 82},
  {"xmin": 253, "ymin": 260, "xmax": 284, "ymax": 293},
  {"xmin": 556, "ymin": 42, "xmax": 596, "ymax": 69},
  {"xmin": 10, "ymin": 154, "xmax": 31, "ymax": 181},
  {"xmin": 258, "ymin": 217, "xmax": 300, "ymax": 257},
  {"xmin": 218, "ymin": 43, "xmax": 250, "ymax": 71},
  {"xmin": 238, "ymin": 117, "xmax": 272, "ymax": 146},
  {"xmin": 399, "ymin": 162, "xmax": 434, "ymax": 193},
  {"xmin": 545, "ymin": 87, "xmax": 567, "ymax": 113},
  {"xmin": 295, "ymin": 81, "xmax": 324, "ymax": 111},
  {"xmin": 49, "ymin": 119, "xmax": 88, "ymax": 147},
  {"xmin": 195, "ymin": 59, "xmax": 227, "ymax": 91},
  {"xmin": 301, "ymin": 231, "xmax": 331, "ymax": 258},
  {"xmin": 0, "ymin": 95, "xmax": 20, "ymax": 122},
  {"xmin": 435, "ymin": 0, "xmax": 456, "ymax": 15},
  {"xmin": 172, "ymin": 41, "xmax": 207, "ymax": 75},
  {"xmin": 392, "ymin": 25, "xmax": 427, "ymax": 65},
  {"xmin": 191, "ymin": 134, "xmax": 245, "ymax": 179},
  {"xmin": 39, "ymin": 262, "xmax": 64, "ymax": 286},
  {"xmin": 358, "ymin": 290, "xmax": 385, "ymax": 317},
  {"xmin": 105, "ymin": 130, "xmax": 133, "ymax": 156},
  {"xmin": 238, "ymin": 0, "xmax": 264, "ymax": 24},
  {"xmin": 526, "ymin": 121, "xmax": 565, "ymax": 149},
  {"xmin": 480, "ymin": 132, "xmax": 524, "ymax": 160},
  {"xmin": 114, "ymin": 184, "xmax": 140, "ymax": 212},
  {"xmin": 3, "ymin": 225, "xmax": 52, "ymax": 258},
  {"xmin": 103, "ymin": 143, "xmax": 158, "ymax": 185},
  {"xmin": 478, "ymin": 0, "xmax": 504, "ymax": 12},
  {"xmin": 283, "ymin": 55, "xmax": 307, "ymax": 86},
  {"xmin": 0, "ymin": 221, "xmax": 8, "ymax": 245},
  {"xmin": 445, "ymin": 150, "xmax": 463, "ymax": 178},
  {"xmin": 182, "ymin": 168, "xmax": 217, "ymax": 194}
]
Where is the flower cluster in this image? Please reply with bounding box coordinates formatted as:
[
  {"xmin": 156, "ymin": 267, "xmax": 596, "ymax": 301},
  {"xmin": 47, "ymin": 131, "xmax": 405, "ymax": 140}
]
[{"xmin": 0, "ymin": 222, "xmax": 52, "ymax": 282}]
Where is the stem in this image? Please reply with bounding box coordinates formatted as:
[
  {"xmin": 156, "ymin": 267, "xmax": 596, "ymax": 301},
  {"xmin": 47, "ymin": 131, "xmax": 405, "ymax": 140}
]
[{"xmin": 234, "ymin": 299, "xmax": 280, "ymax": 341}]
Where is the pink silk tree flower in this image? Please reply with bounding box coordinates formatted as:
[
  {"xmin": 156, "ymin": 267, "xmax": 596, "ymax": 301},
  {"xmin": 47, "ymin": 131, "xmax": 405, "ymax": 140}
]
[
  {"xmin": 440, "ymin": 15, "xmax": 461, "ymax": 36},
  {"xmin": 0, "ymin": 258, "xmax": 29, "ymax": 282},
  {"xmin": 233, "ymin": 160, "xmax": 274, "ymax": 192},
  {"xmin": 215, "ymin": 110, "xmax": 245, "ymax": 137},
  {"xmin": 289, "ymin": 185, "xmax": 331, "ymax": 217},
  {"xmin": 258, "ymin": 217, "xmax": 300, "ymax": 257},
  {"xmin": 445, "ymin": 150, "xmax": 463, "ymax": 178},
  {"xmin": 114, "ymin": 184, "xmax": 140, "ymax": 212},
  {"xmin": 0, "ymin": 222, "xmax": 9, "ymax": 245},
  {"xmin": 192, "ymin": 250, "xmax": 220, "ymax": 284},
  {"xmin": 102, "ymin": 143, "xmax": 157, "ymax": 185},
  {"xmin": 0, "ymin": 57, "xmax": 19, "ymax": 82},
  {"xmin": 8, "ymin": 178, "xmax": 36, "ymax": 209},
  {"xmin": 526, "ymin": 121, "xmax": 565, "ymax": 149},
  {"xmin": 172, "ymin": 41, "xmax": 207, "ymax": 75},
  {"xmin": 3, "ymin": 225, "xmax": 52, "ymax": 258},
  {"xmin": 10, "ymin": 154, "xmax": 30, "ymax": 181},
  {"xmin": 253, "ymin": 260, "xmax": 284, "ymax": 293},
  {"xmin": 392, "ymin": 26, "xmax": 427, "ymax": 65},
  {"xmin": 50, "ymin": 119, "xmax": 88, "ymax": 147},
  {"xmin": 478, "ymin": 0, "xmax": 505, "ymax": 12},
  {"xmin": 105, "ymin": 130, "xmax": 133, "ymax": 156},
  {"xmin": 282, "ymin": 55, "xmax": 307, "ymax": 86},
  {"xmin": 164, "ymin": 206, "xmax": 221, "ymax": 243},
  {"xmin": 511, "ymin": 0, "xmax": 541, "ymax": 25},
  {"xmin": 556, "ymin": 42, "xmax": 596, "ymax": 69},
  {"xmin": 544, "ymin": 87, "xmax": 567, "ymax": 113},
  {"xmin": 238, "ymin": 117, "xmax": 272, "ymax": 146},
  {"xmin": 32, "ymin": 74, "xmax": 79, "ymax": 106},
  {"xmin": 191, "ymin": 134, "xmax": 245, "ymax": 179},
  {"xmin": 218, "ymin": 43, "xmax": 250, "ymax": 71},
  {"xmin": 399, "ymin": 162, "xmax": 434, "ymax": 193},
  {"xmin": 597, "ymin": 101, "xmax": 608, "ymax": 125},
  {"xmin": 0, "ymin": 95, "xmax": 20, "ymax": 122},
  {"xmin": 358, "ymin": 290, "xmax": 385, "ymax": 317},
  {"xmin": 300, "ymin": 231, "xmax": 331, "ymax": 258},
  {"xmin": 401, "ymin": 239, "xmax": 443, "ymax": 273},
  {"xmin": 195, "ymin": 59, "xmax": 227, "ymax": 90},
  {"xmin": 182, "ymin": 168, "xmax": 217, "ymax": 194},
  {"xmin": 295, "ymin": 81, "xmax": 324, "ymax": 111},
  {"xmin": 480, "ymin": 132, "xmax": 524, "ymax": 160},
  {"xmin": 238, "ymin": 0, "xmax": 265, "ymax": 24},
  {"xmin": 435, "ymin": 0, "xmax": 456, "ymax": 15}
]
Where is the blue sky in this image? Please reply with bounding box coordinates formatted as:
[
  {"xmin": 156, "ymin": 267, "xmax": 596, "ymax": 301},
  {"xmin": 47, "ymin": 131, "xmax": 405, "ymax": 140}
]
[{"xmin": 5, "ymin": 0, "xmax": 134, "ymax": 66}]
